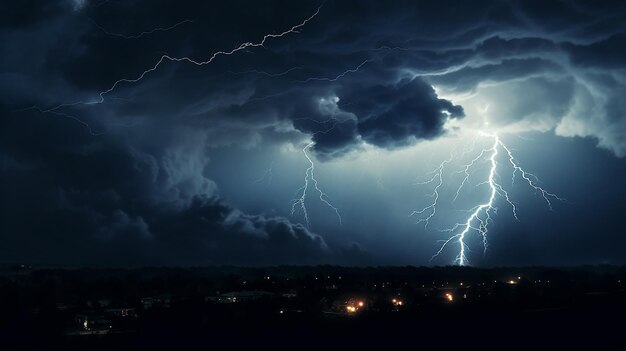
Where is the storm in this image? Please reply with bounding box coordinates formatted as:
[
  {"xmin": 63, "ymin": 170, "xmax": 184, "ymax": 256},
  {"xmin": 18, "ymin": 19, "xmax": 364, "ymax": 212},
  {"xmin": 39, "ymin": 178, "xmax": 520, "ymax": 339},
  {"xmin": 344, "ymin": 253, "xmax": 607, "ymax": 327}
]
[{"xmin": 2, "ymin": 0, "xmax": 626, "ymax": 267}]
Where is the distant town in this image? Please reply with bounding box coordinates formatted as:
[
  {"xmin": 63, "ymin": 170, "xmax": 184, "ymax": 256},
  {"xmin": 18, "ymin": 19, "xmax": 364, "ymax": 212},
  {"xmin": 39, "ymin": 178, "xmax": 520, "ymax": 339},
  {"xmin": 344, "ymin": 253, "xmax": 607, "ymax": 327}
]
[{"xmin": 1, "ymin": 265, "xmax": 624, "ymax": 348}]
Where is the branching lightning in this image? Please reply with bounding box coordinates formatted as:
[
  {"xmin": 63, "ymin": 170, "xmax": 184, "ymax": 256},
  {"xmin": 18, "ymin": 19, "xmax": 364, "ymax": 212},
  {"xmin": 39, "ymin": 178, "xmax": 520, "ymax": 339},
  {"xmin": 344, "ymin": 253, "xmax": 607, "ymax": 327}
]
[
  {"xmin": 18, "ymin": 3, "xmax": 325, "ymax": 132},
  {"xmin": 410, "ymin": 153, "xmax": 453, "ymax": 228},
  {"xmin": 290, "ymin": 118, "xmax": 343, "ymax": 228},
  {"xmin": 413, "ymin": 133, "xmax": 565, "ymax": 266}
]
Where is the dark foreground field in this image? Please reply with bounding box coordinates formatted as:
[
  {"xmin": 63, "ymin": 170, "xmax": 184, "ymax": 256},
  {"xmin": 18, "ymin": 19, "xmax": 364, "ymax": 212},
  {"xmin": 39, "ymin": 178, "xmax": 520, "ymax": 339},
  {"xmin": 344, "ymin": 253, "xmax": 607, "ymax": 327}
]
[{"xmin": 1, "ymin": 265, "xmax": 624, "ymax": 349}]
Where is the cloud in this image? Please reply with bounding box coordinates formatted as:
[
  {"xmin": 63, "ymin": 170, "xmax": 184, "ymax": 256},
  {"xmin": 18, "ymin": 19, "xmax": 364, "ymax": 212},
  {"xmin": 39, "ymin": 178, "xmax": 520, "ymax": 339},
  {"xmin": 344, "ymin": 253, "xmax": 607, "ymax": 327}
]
[
  {"xmin": 0, "ymin": 105, "xmax": 363, "ymax": 265},
  {"xmin": 555, "ymin": 73, "xmax": 626, "ymax": 157},
  {"xmin": 344, "ymin": 77, "xmax": 464, "ymax": 149},
  {"xmin": 9, "ymin": 0, "xmax": 624, "ymax": 157},
  {"xmin": 155, "ymin": 196, "xmax": 333, "ymax": 266},
  {"xmin": 1, "ymin": 0, "xmax": 626, "ymax": 266},
  {"xmin": 421, "ymin": 32, "xmax": 626, "ymax": 156}
]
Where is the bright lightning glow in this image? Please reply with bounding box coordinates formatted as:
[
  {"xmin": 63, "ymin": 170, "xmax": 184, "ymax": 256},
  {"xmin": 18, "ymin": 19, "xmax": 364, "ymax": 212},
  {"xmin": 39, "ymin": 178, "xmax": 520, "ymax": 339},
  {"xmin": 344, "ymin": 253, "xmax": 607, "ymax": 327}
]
[
  {"xmin": 433, "ymin": 135, "xmax": 500, "ymax": 266},
  {"xmin": 415, "ymin": 133, "xmax": 564, "ymax": 266}
]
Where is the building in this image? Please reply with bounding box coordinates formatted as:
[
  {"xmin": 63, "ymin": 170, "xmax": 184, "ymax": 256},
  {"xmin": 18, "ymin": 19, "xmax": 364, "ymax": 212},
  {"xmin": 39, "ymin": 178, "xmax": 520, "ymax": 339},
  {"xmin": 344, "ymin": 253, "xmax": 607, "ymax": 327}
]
[{"xmin": 208, "ymin": 290, "xmax": 274, "ymax": 303}]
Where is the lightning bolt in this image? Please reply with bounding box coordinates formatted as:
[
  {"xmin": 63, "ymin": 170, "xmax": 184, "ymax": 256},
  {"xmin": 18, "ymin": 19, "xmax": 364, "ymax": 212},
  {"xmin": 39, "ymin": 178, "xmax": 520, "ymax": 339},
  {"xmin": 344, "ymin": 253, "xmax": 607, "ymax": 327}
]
[
  {"xmin": 290, "ymin": 118, "xmax": 343, "ymax": 228},
  {"xmin": 410, "ymin": 153, "xmax": 453, "ymax": 228},
  {"xmin": 19, "ymin": 106, "xmax": 104, "ymax": 136},
  {"xmin": 93, "ymin": 0, "xmax": 113, "ymax": 8},
  {"xmin": 294, "ymin": 59, "xmax": 370, "ymax": 83},
  {"xmin": 89, "ymin": 18, "xmax": 193, "ymax": 39},
  {"xmin": 18, "ymin": 3, "xmax": 325, "ymax": 132},
  {"xmin": 78, "ymin": 3, "xmax": 323, "ymax": 105},
  {"xmin": 416, "ymin": 133, "xmax": 564, "ymax": 266},
  {"xmin": 253, "ymin": 159, "xmax": 274, "ymax": 188},
  {"xmin": 499, "ymin": 140, "xmax": 566, "ymax": 211},
  {"xmin": 223, "ymin": 66, "xmax": 303, "ymax": 78},
  {"xmin": 244, "ymin": 59, "xmax": 372, "ymax": 108}
]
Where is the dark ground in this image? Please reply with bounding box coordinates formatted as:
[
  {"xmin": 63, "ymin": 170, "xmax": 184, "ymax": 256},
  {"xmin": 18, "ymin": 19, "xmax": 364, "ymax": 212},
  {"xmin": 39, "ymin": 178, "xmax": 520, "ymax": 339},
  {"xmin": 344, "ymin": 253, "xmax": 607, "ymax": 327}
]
[{"xmin": 0, "ymin": 265, "xmax": 624, "ymax": 349}]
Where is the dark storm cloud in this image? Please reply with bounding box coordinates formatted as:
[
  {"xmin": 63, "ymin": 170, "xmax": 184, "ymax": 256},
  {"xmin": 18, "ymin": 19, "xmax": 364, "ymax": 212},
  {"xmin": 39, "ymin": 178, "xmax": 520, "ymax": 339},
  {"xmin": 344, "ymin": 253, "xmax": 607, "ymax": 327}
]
[
  {"xmin": 428, "ymin": 58, "xmax": 565, "ymax": 93},
  {"xmin": 564, "ymin": 34, "xmax": 626, "ymax": 69},
  {"xmin": 344, "ymin": 77, "xmax": 464, "ymax": 149},
  {"xmin": 2, "ymin": 0, "xmax": 626, "ymax": 266},
  {"xmin": 285, "ymin": 71, "xmax": 464, "ymax": 158},
  {"xmin": 0, "ymin": 107, "xmax": 358, "ymax": 266},
  {"xmin": 0, "ymin": 1, "xmax": 67, "ymax": 28}
]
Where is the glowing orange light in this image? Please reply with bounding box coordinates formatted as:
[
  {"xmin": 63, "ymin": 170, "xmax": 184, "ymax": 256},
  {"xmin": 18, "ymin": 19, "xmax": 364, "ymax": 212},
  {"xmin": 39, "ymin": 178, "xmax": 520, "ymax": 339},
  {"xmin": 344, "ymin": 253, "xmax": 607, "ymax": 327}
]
[
  {"xmin": 445, "ymin": 293, "xmax": 454, "ymax": 302},
  {"xmin": 391, "ymin": 298, "xmax": 404, "ymax": 306},
  {"xmin": 358, "ymin": 301, "xmax": 364, "ymax": 307}
]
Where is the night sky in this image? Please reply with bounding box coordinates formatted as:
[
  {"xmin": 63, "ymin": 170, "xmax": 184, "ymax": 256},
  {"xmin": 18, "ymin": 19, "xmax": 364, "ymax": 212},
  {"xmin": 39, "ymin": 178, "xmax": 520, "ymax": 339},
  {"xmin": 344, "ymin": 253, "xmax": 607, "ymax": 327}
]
[{"xmin": 2, "ymin": 0, "xmax": 626, "ymax": 267}]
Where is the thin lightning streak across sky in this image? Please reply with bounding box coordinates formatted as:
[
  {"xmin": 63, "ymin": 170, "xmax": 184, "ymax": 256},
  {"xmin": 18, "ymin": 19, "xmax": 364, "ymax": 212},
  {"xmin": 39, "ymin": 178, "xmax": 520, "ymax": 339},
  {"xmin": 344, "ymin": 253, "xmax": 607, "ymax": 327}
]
[
  {"xmin": 246, "ymin": 59, "xmax": 373, "ymax": 106},
  {"xmin": 18, "ymin": 3, "xmax": 325, "ymax": 132},
  {"xmin": 93, "ymin": 0, "xmax": 113, "ymax": 8},
  {"xmin": 294, "ymin": 59, "xmax": 370, "ymax": 83},
  {"xmin": 253, "ymin": 159, "xmax": 274, "ymax": 188},
  {"xmin": 89, "ymin": 18, "xmax": 193, "ymax": 39},
  {"xmin": 414, "ymin": 133, "xmax": 565, "ymax": 266},
  {"xmin": 290, "ymin": 118, "xmax": 343, "ymax": 228},
  {"xmin": 223, "ymin": 66, "xmax": 303, "ymax": 78},
  {"xmin": 410, "ymin": 153, "xmax": 453, "ymax": 228},
  {"xmin": 25, "ymin": 107, "xmax": 103, "ymax": 136},
  {"xmin": 75, "ymin": 3, "xmax": 324, "ymax": 105}
]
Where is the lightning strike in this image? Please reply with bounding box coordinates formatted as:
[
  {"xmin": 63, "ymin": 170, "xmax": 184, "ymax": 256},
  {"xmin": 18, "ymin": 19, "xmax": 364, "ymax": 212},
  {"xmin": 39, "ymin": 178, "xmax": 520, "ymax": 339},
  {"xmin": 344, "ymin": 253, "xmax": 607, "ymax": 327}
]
[
  {"xmin": 223, "ymin": 66, "xmax": 303, "ymax": 78},
  {"xmin": 290, "ymin": 119, "xmax": 343, "ymax": 228},
  {"xmin": 246, "ymin": 59, "xmax": 370, "ymax": 106},
  {"xmin": 410, "ymin": 153, "xmax": 453, "ymax": 228},
  {"xmin": 416, "ymin": 133, "xmax": 564, "ymax": 266},
  {"xmin": 90, "ymin": 18, "xmax": 193, "ymax": 39},
  {"xmin": 294, "ymin": 59, "xmax": 370, "ymax": 83},
  {"xmin": 24, "ymin": 106, "xmax": 103, "ymax": 136},
  {"xmin": 253, "ymin": 159, "xmax": 274, "ymax": 188},
  {"xmin": 20, "ymin": 3, "xmax": 325, "ymax": 131}
]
